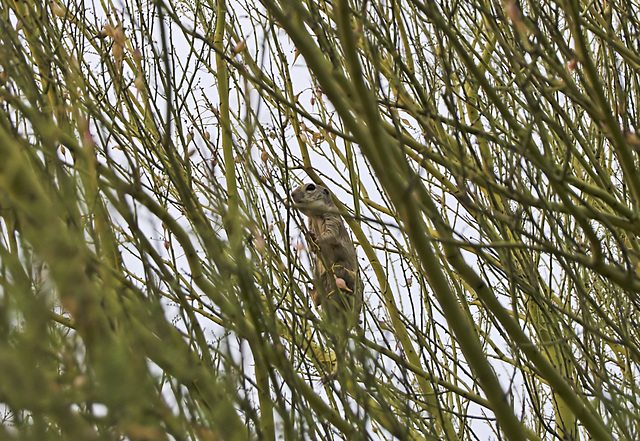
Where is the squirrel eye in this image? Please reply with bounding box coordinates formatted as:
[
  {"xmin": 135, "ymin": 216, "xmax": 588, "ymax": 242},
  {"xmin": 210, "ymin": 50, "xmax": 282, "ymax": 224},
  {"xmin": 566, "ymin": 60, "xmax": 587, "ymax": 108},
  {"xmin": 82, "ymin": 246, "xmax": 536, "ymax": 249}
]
[{"xmin": 306, "ymin": 184, "xmax": 316, "ymax": 191}]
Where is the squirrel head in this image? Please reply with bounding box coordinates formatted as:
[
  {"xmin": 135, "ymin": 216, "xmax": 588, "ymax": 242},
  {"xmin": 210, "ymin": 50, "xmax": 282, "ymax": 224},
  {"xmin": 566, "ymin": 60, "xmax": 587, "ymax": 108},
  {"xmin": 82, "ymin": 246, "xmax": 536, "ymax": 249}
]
[{"xmin": 291, "ymin": 183, "xmax": 335, "ymax": 216}]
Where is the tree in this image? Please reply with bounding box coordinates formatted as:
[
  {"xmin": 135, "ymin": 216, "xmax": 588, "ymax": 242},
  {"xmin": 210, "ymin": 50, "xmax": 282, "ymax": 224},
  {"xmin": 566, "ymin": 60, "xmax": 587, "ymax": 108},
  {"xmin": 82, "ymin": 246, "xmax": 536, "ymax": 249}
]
[{"xmin": 0, "ymin": 0, "xmax": 638, "ymax": 439}]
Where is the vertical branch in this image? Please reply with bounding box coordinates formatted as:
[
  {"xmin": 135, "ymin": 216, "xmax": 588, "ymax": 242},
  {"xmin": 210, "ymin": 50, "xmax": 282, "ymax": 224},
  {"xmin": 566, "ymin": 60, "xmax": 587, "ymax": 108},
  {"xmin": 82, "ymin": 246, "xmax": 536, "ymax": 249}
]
[{"xmin": 215, "ymin": 0, "xmax": 239, "ymax": 241}]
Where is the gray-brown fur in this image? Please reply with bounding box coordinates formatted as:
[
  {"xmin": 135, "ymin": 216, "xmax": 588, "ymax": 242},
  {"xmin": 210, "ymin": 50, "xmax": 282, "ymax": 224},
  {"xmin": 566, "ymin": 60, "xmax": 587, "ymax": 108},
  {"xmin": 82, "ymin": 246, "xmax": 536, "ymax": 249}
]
[{"xmin": 291, "ymin": 183, "xmax": 362, "ymax": 326}]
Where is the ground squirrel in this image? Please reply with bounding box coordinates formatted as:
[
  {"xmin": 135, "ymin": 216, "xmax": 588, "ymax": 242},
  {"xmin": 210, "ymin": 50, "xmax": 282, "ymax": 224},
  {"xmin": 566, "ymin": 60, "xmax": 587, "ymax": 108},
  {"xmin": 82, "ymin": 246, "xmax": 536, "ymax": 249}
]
[{"xmin": 291, "ymin": 183, "xmax": 362, "ymax": 327}]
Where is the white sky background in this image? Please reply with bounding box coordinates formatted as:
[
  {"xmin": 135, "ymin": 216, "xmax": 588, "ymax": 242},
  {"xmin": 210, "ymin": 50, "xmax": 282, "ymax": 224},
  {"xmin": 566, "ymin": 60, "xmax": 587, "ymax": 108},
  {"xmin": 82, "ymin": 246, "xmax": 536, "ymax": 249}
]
[{"xmin": 43, "ymin": 0, "xmax": 602, "ymax": 438}]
